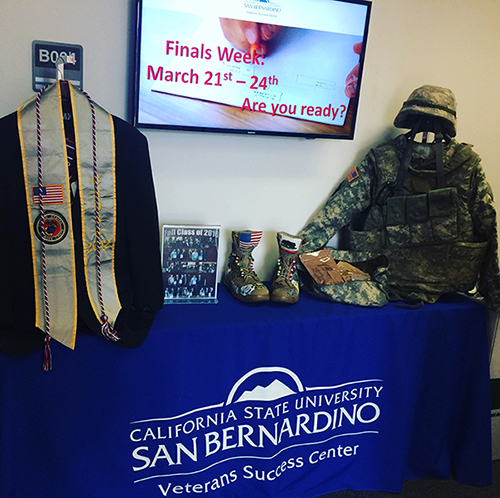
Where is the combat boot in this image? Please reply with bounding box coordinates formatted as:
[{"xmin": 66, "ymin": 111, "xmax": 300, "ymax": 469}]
[
  {"xmin": 270, "ymin": 232, "xmax": 302, "ymax": 304},
  {"xmin": 223, "ymin": 230, "xmax": 269, "ymax": 302}
]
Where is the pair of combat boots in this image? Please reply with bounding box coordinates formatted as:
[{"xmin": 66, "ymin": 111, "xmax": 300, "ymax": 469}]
[{"xmin": 222, "ymin": 231, "xmax": 302, "ymax": 304}]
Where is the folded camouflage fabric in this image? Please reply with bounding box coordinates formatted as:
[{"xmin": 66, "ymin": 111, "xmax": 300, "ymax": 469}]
[{"xmin": 297, "ymin": 248, "xmax": 389, "ymax": 307}]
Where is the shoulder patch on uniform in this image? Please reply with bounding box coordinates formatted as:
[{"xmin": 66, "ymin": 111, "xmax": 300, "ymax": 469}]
[{"xmin": 347, "ymin": 166, "xmax": 359, "ymax": 183}]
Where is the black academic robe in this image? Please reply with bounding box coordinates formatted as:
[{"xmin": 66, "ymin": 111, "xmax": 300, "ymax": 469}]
[{"xmin": 0, "ymin": 110, "xmax": 164, "ymax": 357}]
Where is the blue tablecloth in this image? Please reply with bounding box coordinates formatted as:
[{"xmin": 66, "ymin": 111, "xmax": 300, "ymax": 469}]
[{"xmin": 0, "ymin": 285, "xmax": 493, "ymax": 497}]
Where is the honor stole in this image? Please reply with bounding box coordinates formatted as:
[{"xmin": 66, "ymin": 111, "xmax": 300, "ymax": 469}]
[{"xmin": 18, "ymin": 81, "xmax": 121, "ymax": 349}]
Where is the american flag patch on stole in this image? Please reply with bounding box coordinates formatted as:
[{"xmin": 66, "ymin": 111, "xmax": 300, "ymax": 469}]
[
  {"xmin": 239, "ymin": 231, "xmax": 263, "ymax": 248},
  {"xmin": 32, "ymin": 185, "xmax": 65, "ymax": 205}
]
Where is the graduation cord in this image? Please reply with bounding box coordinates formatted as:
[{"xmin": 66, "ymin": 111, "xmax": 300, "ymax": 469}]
[
  {"xmin": 80, "ymin": 89, "xmax": 120, "ymax": 343},
  {"xmin": 35, "ymin": 85, "xmax": 52, "ymax": 371},
  {"xmin": 35, "ymin": 83, "xmax": 120, "ymax": 371}
]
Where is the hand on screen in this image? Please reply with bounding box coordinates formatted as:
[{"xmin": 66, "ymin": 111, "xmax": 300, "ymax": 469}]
[
  {"xmin": 345, "ymin": 42, "xmax": 363, "ymax": 98},
  {"xmin": 219, "ymin": 18, "xmax": 282, "ymax": 55}
]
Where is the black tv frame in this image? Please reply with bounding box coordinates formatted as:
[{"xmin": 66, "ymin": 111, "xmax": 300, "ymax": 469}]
[{"xmin": 132, "ymin": 0, "xmax": 372, "ymax": 140}]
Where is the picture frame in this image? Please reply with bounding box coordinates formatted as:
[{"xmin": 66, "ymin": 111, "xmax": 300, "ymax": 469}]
[{"xmin": 161, "ymin": 224, "xmax": 220, "ymax": 304}]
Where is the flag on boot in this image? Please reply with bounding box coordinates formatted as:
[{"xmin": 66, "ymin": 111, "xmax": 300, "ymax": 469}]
[{"xmin": 239, "ymin": 231, "xmax": 262, "ymax": 249}]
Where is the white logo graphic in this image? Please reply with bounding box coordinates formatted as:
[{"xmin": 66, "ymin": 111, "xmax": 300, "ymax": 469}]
[
  {"xmin": 129, "ymin": 366, "xmax": 384, "ymax": 492},
  {"xmin": 227, "ymin": 366, "xmax": 302, "ymax": 403}
]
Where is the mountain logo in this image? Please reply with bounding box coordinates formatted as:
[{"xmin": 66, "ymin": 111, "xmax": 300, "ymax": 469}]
[{"xmin": 226, "ymin": 366, "xmax": 304, "ymax": 405}]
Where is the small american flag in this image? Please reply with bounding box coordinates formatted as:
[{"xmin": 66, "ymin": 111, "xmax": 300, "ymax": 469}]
[
  {"xmin": 239, "ymin": 231, "xmax": 262, "ymax": 248},
  {"xmin": 32, "ymin": 185, "xmax": 65, "ymax": 205}
]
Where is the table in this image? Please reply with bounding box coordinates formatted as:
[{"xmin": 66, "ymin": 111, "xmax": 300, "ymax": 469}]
[{"xmin": 0, "ymin": 285, "xmax": 493, "ymax": 498}]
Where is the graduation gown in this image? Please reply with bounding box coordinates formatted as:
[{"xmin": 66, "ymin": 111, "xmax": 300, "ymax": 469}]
[{"xmin": 0, "ymin": 104, "xmax": 164, "ymax": 357}]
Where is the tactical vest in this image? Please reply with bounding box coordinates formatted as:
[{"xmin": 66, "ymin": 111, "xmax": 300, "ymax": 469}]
[{"xmin": 345, "ymin": 135, "xmax": 489, "ymax": 303}]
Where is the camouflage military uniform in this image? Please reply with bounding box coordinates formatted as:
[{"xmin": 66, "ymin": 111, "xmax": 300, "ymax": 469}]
[
  {"xmin": 299, "ymin": 135, "xmax": 500, "ymax": 309},
  {"xmin": 299, "ymin": 86, "xmax": 500, "ymax": 309}
]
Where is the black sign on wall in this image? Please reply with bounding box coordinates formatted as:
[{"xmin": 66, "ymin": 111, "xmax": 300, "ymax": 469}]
[{"xmin": 32, "ymin": 40, "xmax": 83, "ymax": 91}]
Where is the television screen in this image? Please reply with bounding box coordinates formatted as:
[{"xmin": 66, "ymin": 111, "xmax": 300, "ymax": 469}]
[{"xmin": 133, "ymin": 0, "xmax": 371, "ymax": 139}]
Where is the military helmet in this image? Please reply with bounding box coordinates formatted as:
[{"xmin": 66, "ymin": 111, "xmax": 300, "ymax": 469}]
[{"xmin": 394, "ymin": 85, "xmax": 457, "ymax": 137}]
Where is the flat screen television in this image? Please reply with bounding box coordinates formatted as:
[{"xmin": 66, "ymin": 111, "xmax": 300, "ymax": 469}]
[{"xmin": 133, "ymin": 0, "xmax": 371, "ymax": 139}]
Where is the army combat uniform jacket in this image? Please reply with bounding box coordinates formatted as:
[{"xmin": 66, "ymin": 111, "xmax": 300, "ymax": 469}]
[{"xmin": 299, "ymin": 134, "xmax": 500, "ymax": 309}]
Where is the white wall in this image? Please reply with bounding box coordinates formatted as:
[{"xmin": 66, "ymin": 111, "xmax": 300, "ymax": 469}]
[{"xmin": 1, "ymin": 0, "xmax": 499, "ymax": 280}]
